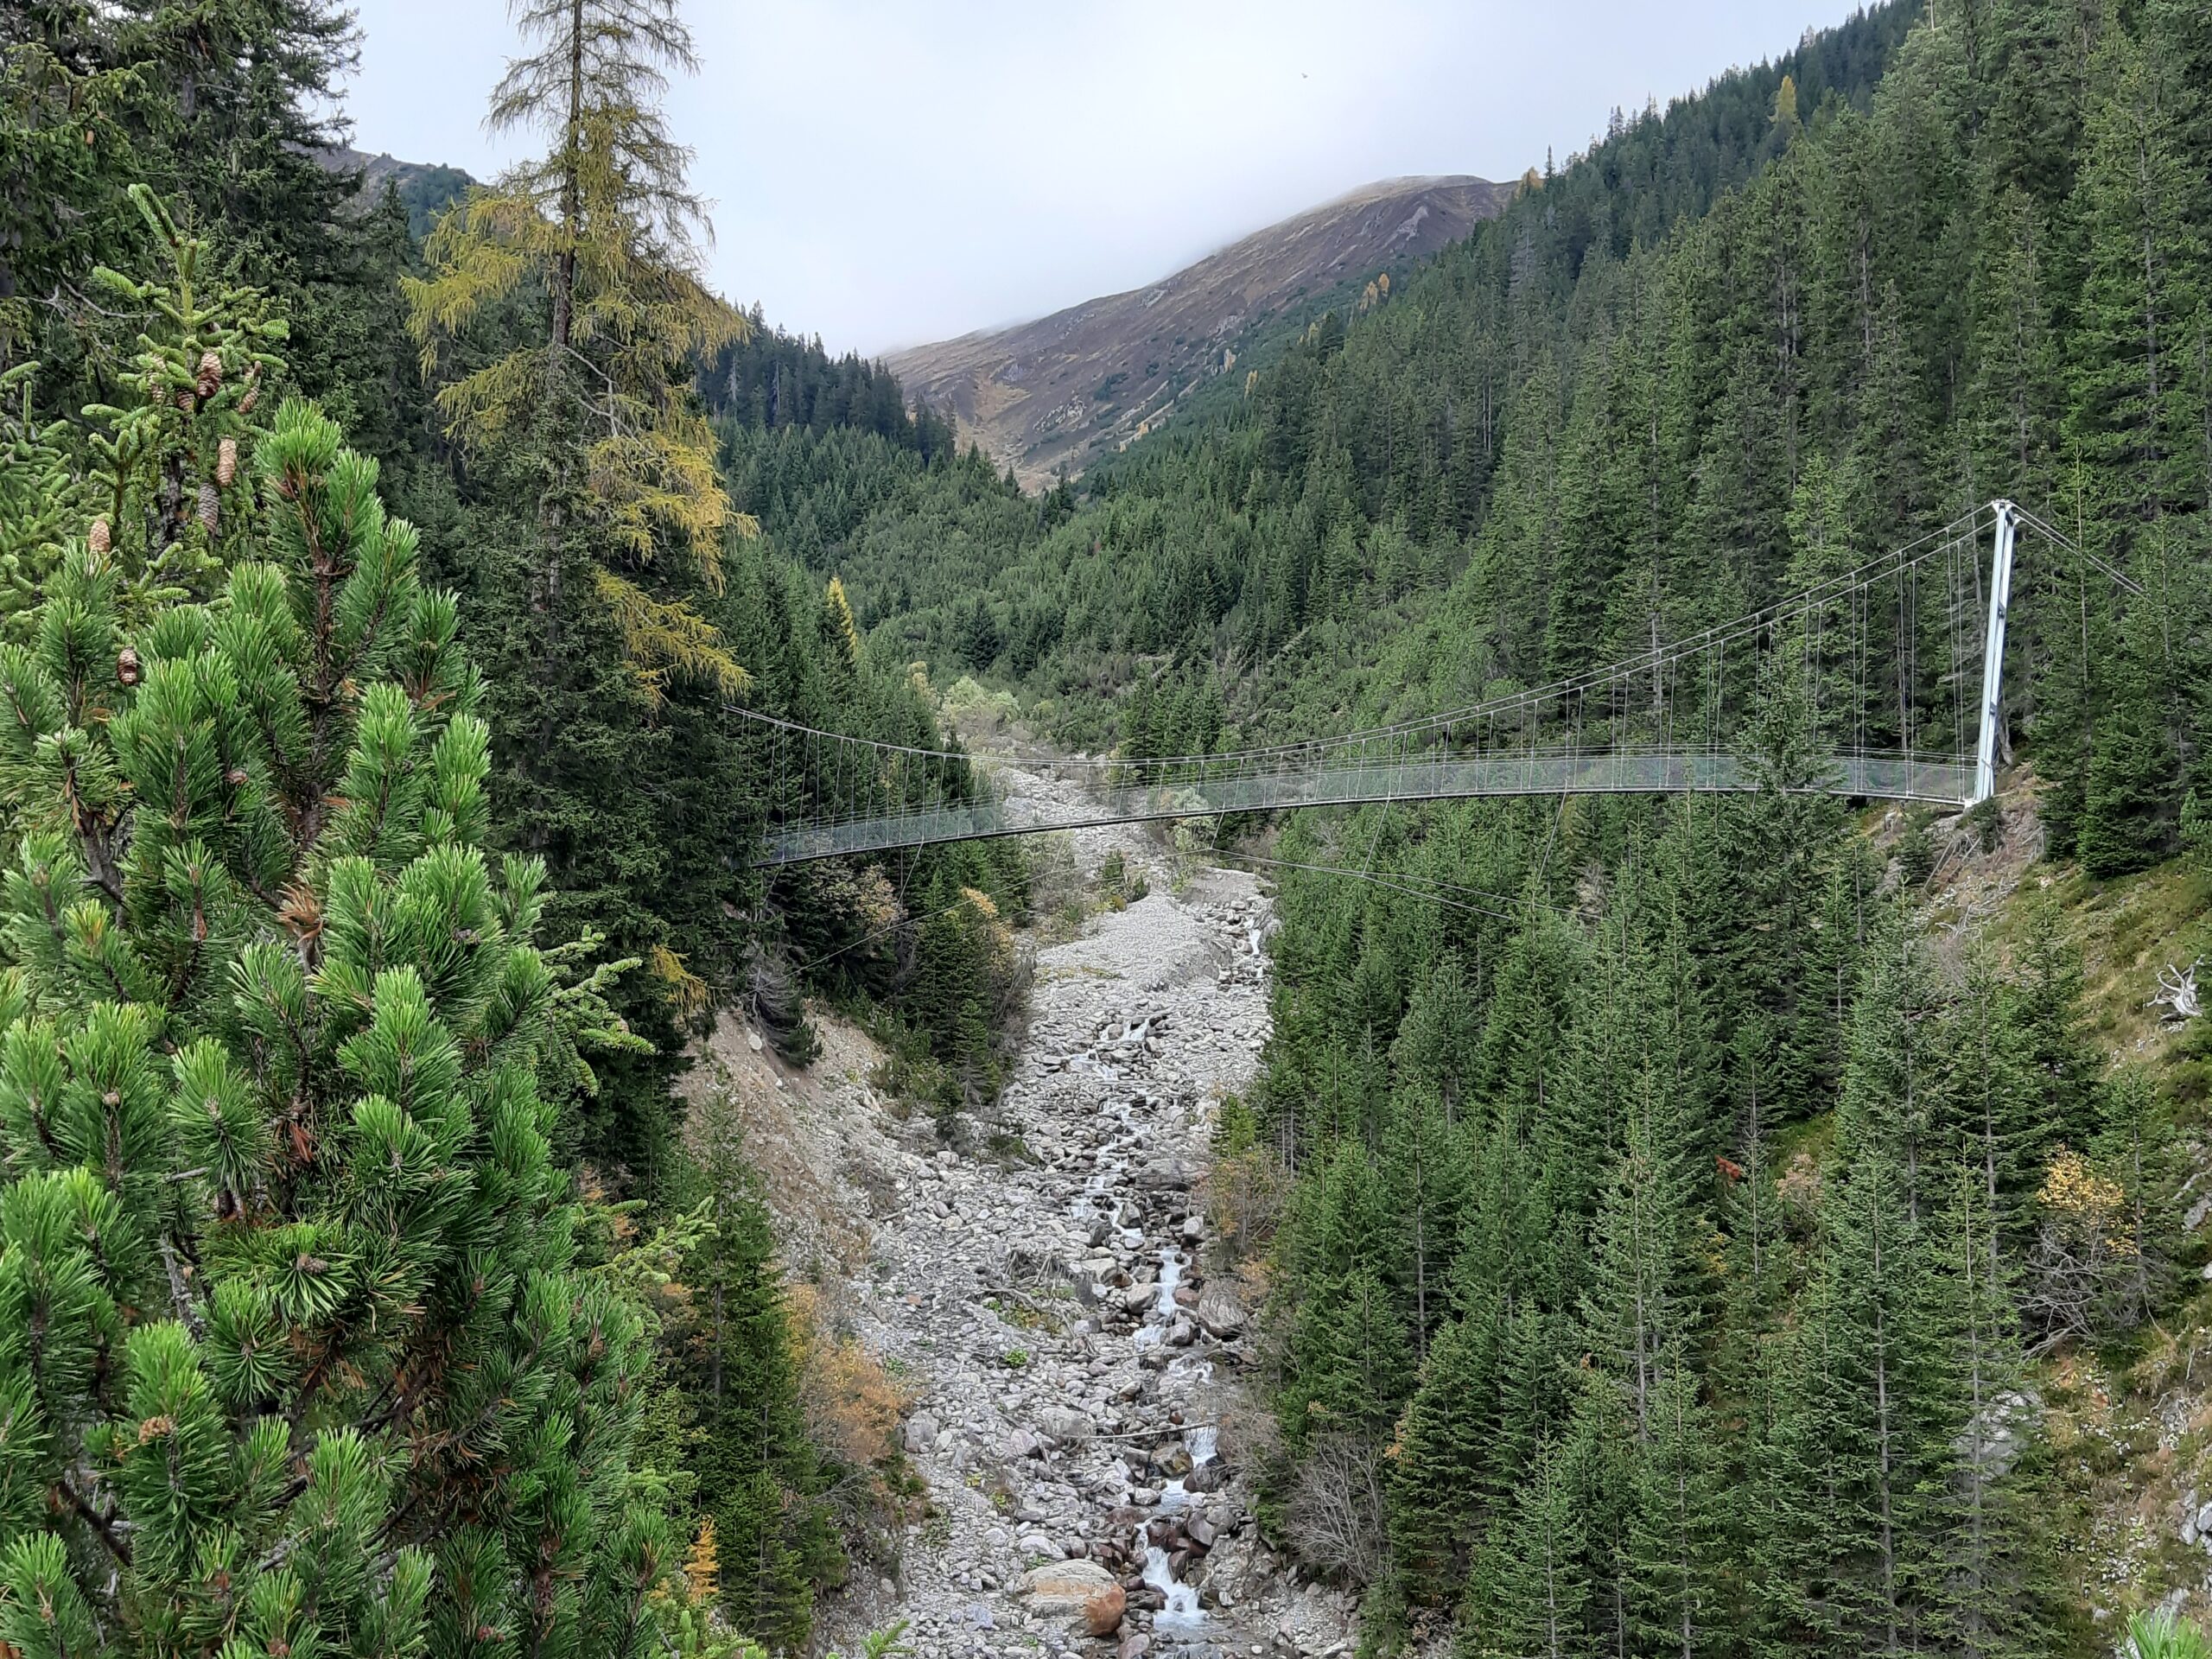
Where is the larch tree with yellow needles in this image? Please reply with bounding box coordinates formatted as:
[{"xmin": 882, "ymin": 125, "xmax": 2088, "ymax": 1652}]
[
  {"xmin": 405, "ymin": 0, "xmax": 751, "ymax": 709},
  {"xmin": 403, "ymin": 0, "xmax": 756, "ymax": 1099}
]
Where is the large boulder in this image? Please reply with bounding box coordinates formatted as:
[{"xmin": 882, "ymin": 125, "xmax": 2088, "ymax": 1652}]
[
  {"xmin": 1194, "ymin": 1286, "xmax": 1245, "ymax": 1338},
  {"xmin": 1021, "ymin": 1559, "xmax": 1126, "ymax": 1635},
  {"xmin": 1038, "ymin": 1405, "xmax": 1096, "ymax": 1446},
  {"xmin": 1085, "ymin": 1580, "xmax": 1128, "ymax": 1636},
  {"xmin": 1134, "ymin": 1155, "xmax": 1198, "ymax": 1191}
]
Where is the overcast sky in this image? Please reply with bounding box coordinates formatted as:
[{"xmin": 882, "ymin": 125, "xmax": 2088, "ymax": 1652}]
[{"xmin": 343, "ymin": 0, "xmax": 1863, "ymax": 357}]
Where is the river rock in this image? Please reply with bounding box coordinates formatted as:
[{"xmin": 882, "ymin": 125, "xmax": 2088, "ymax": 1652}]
[
  {"xmin": 769, "ymin": 800, "xmax": 1344, "ymax": 1656},
  {"xmin": 1022, "ymin": 1557, "xmax": 1125, "ymax": 1634},
  {"xmin": 1195, "ymin": 1287, "xmax": 1245, "ymax": 1338},
  {"xmin": 1086, "ymin": 1579, "xmax": 1128, "ymax": 1635},
  {"xmin": 1038, "ymin": 1405, "xmax": 1096, "ymax": 1445},
  {"xmin": 1135, "ymin": 1155, "xmax": 1198, "ymax": 1190}
]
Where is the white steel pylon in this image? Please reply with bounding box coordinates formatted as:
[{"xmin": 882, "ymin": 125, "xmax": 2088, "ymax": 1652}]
[{"xmin": 1969, "ymin": 499, "xmax": 2018, "ymax": 807}]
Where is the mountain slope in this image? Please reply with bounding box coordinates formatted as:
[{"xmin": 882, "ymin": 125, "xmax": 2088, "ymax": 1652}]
[
  {"xmin": 316, "ymin": 145, "xmax": 475, "ymax": 237},
  {"xmin": 887, "ymin": 175, "xmax": 1516, "ymax": 486}
]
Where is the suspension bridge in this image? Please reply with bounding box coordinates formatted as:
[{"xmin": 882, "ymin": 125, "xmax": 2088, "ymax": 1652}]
[{"xmin": 741, "ymin": 500, "xmax": 2137, "ymax": 866}]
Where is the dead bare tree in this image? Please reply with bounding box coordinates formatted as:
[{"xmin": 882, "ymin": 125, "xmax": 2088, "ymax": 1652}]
[
  {"xmin": 1283, "ymin": 1433, "xmax": 1387, "ymax": 1585},
  {"xmin": 2148, "ymin": 958, "xmax": 2203, "ymax": 1027}
]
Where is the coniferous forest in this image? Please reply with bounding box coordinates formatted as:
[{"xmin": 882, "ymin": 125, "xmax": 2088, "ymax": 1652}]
[{"xmin": 6, "ymin": 0, "xmax": 2212, "ymax": 1655}]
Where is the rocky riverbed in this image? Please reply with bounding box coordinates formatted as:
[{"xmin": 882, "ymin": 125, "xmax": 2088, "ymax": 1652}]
[{"xmin": 708, "ymin": 773, "xmax": 1357, "ymax": 1658}]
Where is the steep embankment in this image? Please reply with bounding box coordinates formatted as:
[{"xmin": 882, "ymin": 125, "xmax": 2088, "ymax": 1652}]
[
  {"xmin": 887, "ymin": 176, "xmax": 1515, "ymax": 486},
  {"xmin": 700, "ymin": 773, "xmax": 1353, "ymax": 1658}
]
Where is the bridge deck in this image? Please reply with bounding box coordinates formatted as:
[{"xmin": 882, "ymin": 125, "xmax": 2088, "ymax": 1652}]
[{"xmin": 760, "ymin": 748, "xmax": 1972, "ymax": 865}]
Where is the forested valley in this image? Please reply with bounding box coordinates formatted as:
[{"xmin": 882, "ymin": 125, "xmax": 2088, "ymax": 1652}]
[{"xmin": 5, "ymin": 0, "xmax": 2212, "ymax": 1655}]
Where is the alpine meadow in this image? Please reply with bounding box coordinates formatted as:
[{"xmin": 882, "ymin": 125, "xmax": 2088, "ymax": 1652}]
[{"xmin": 5, "ymin": 1, "xmax": 2212, "ymax": 1657}]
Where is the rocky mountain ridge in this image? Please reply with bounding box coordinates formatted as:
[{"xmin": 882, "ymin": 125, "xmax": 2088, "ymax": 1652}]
[
  {"xmin": 315, "ymin": 144, "xmax": 474, "ymax": 237},
  {"xmin": 888, "ymin": 175, "xmax": 1517, "ymax": 486}
]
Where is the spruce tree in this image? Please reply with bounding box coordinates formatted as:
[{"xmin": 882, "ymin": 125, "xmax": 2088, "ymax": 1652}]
[
  {"xmin": 1626, "ymin": 1344, "xmax": 1734, "ymax": 1659},
  {"xmin": 1922, "ymin": 1170, "xmax": 2054, "ymax": 1659},
  {"xmin": 1580, "ymin": 1103, "xmax": 1688, "ymax": 1442},
  {"xmin": 1388, "ymin": 1307, "xmax": 1502, "ymax": 1600},
  {"xmin": 690, "ymin": 1192, "xmax": 839, "ymax": 1649},
  {"xmin": 1460, "ymin": 1433, "xmax": 1587, "ymax": 1659},
  {"xmin": 1377, "ymin": 1082, "xmax": 1472, "ymax": 1355},
  {"xmin": 1815, "ymin": 1145, "xmax": 1940, "ymax": 1654},
  {"xmin": 2077, "ymin": 636, "xmax": 2175, "ymax": 876},
  {"xmin": 1279, "ymin": 1144, "xmax": 1415, "ymax": 1447}
]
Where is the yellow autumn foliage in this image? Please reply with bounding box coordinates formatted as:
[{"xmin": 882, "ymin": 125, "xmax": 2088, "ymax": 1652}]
[
  {"xmin": 959, "ymin": 887, "xmax": 1018, "ymax": 976},
  {"xmin": 825, "ymin": 576, "xmax": 862, "ymax": 664},
  {"xmin": 683, "ymin": 1516, "xmax": 719, "ymax": 1603},
  {"xmin": 785, "ymin": 1281, "xmax": 912, "ymax": 1475},
  {"xmin": 593, "ymin": 567, "xmax": 750, "ymax": 709},
  {"xmin": 2037, "ymin": 1147, "xmax": 2137, "ymax": 1257},
  {"xmin": 400, "ymin": 2, "xmax": 756, "ymax": 705},
  {"xmin": 649, "ymin": 942, "xmax": 712, "ymax": 1021}
]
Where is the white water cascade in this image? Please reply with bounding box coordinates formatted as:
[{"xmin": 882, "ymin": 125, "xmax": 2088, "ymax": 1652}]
[{"xmin": 1141, "ymin": 1530, "xmax": 1206, "ymax": 1634}]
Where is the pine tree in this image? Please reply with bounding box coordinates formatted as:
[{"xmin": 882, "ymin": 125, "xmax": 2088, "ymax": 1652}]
[
  {"xmin": 0, "ymin": 0, "xmax": 358, "ymax": 386},
  {"xmin": 0, "ymin": 395, "xmax": 681, "ymax": 1652},
  {"xmin": 3, "ymin": 187, "xmax": 289, "ymax": 642}
]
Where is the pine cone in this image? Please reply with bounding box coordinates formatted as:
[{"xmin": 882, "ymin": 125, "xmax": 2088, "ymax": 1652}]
[
  {"xmin": 88, "ymin": 517, "xmax": 111, "ymax": 555},
  {"xmin": 238, "ymin": 388, "xmax": 258, "ymax": 415},
  {"xmin": 116, "ymin": 646, "xmax": 140, "ymax": 687},
  {"xmin": 176, "ymin": 391, "xmax": 195, "ymax": 413},
  {"xmin": 198, "ymin": 481, "xmax": 219, "ymax": 532},
  {"xmin": 216, "ymin": 437, "xmax": 238, "ymax": 486},
  {"xmin": 196, "ymin": 349, "xmax": 223, "ymax": 398}
]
